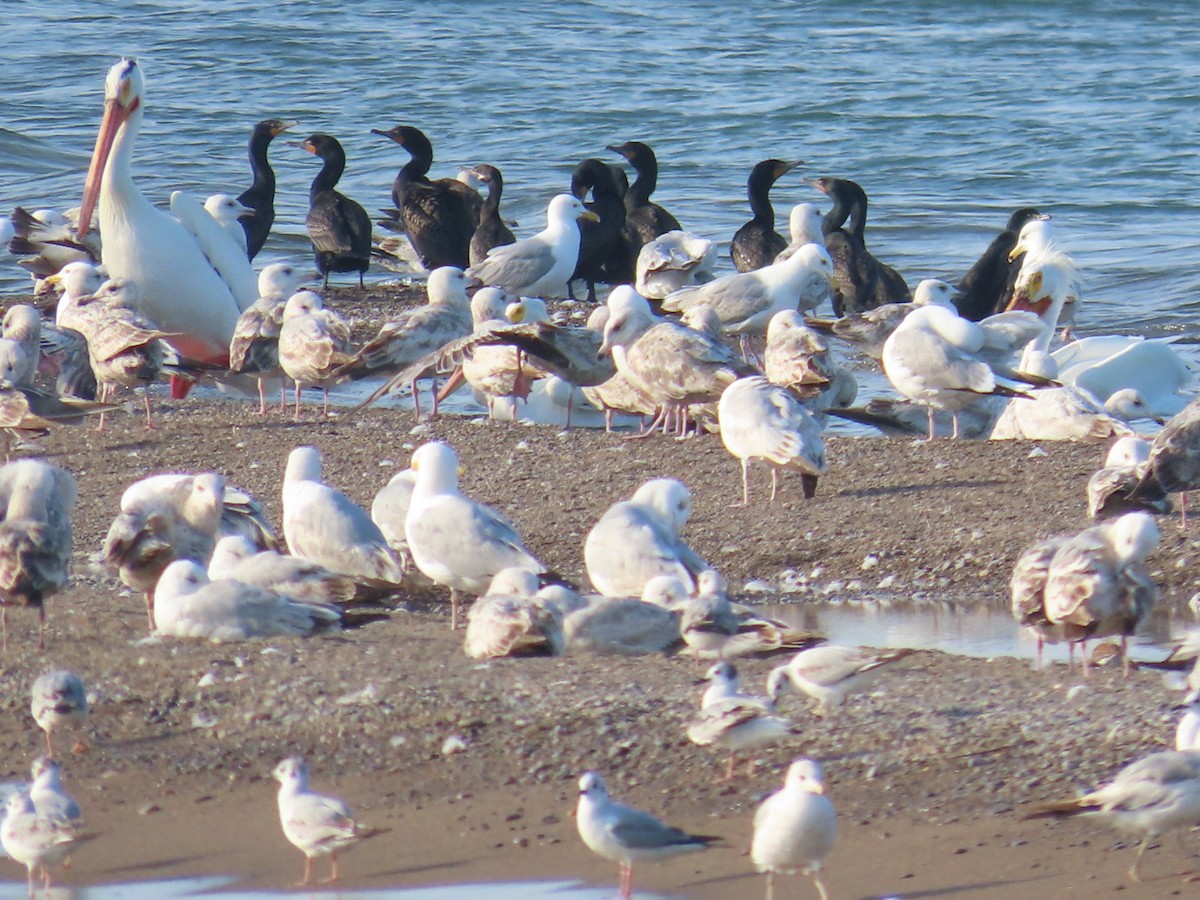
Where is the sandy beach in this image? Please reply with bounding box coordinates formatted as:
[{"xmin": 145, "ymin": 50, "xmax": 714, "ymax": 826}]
[{"xmin": 1, "ymin": 284, "xmax": 1199, "ymax": 898}]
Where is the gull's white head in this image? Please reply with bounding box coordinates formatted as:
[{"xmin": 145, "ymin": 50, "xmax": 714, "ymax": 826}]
[
  {"xmin": 156, "ymin": 559, "xmax": 210, "ymax": 598},
  {"xmin": 599, "ymin": 286, "xmax": 654, "ymax": 356},
  {"xmin": 282, "ymin": 290, "xmax": 324, "ymax": 322},
  {"xmin": 679, "ymin": 303, "xmax": 722, "ymax": 338},
  {"xmin": 546, "ymin": 194, "xmax": 596, "ymax": 230},
  {"xmin": 273, "ymin": 756, "xmax": 310, "ymax": 789},
  {"xmin": 911, "ymin": 279, "xmax": 957, "ymax": 309},
  {"xmin": 696, "ymin": 569, "xmax": 727, "ymax": 596},
  {"xmin": 2, "ymin": 305, "xmax": 41, "ymax": 342},
  {"xmin": 258, "ymin": 262, "xmax": 311, "ymax": 300},
  {"xmin": 1103, "ymin": 389, "xmax": 1155, "ymax": 423},
  {"xmin": 184, "ymin": 474, "xmax": 227, "ymax": 531},
  {"xmin": 90, "ymin": 276, "xmax": 141, "ymax": 310},
  {"xmin": 204, "ymin": 193, "xmax": 253, "ymax": 224},
  {"xmin": 471, "ymin": 287, "xmax": 510, "ymax": 326},
  {"xmin": 784, "ymin": 758, "xmax": 826, "ymax": 794},
  {"xmin": 409, "ymin": 441, "xmax": 460, "ymax": 493},
  {"xmin": 631, "ymin": 478, "xmax": 693, "ymax": 534},
  {"xmin": 5, "ymin": 790, "xmax": 32, "ymax": 817},
  {"xmin": 704, "ymin": 660, "xmax": 738, "ymax": 687},
  {"xmin": 486, "ymin": 567, "xmax": 540, "ymax": 597},
  {"xmin": 577, "ymin": 771, "xmax": 608, "ymax": 801},
  {"xmin": 787, "ymin": 203, "xmax": 824, "ymax": 245},
  {"xmin": 1104, "ymin": 435, "xmax": 1151, "ymax": 470},
  {"xmin": 1010, "ymin": 216, "xmax": 1056, "ymax": 259},
  {"xmin": 30, "ymin": 756, "xmax": 62, "ymax": 785},
  {"xmin": 285, "ymin": 445, "xmax": 323, "ymax": 485},
  {"xmin": 209, "ymin": 535, "xmax": 259, "ymax": 578},
  {"xmin": 641, "ymin": 575, "xmax": 691, "ymax": 608},
  {"xmin": 427, "ymin": 266, "xmax": 473, "ymax": 307},
  {"xmin": 1107, "ymin": 511, "xmax": 1160, "ymax": 563},
  {"xmin": 46, "ymin": 261, "xmax": 106, "ymax": 301}
]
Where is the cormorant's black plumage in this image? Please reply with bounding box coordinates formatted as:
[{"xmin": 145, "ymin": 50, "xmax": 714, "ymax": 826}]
[
  {"xmin": 468, "ymin": 164, "xmax": 516, "ymax": 268},
  {"xmin": 296, "ymin": 133, "xmax": 371, "ymax": 287},
  {"xmin": 730, "ymin": 159, "xmax": 800, "ymax": 272},
  {"xmin": 569, "ymin": 158, "xmax": 632, "ymax": 301},
  {"xmin": 372, "ymin": 125, "xmax": 482, "ymax": 270},
  {"xmin": 606, "ymin": 141, "xmax": 681, "ymax": 246},
  {"xmin": 237, "ymin": 118, "xmax": 294, "ymax": 260},
  {"xmin": 955, "ymin": 207, "xmax": 1043, "ymax": 321},
  {"xmin": 811, "ymin": 177, "xmax": 909, "ymax": 315}
]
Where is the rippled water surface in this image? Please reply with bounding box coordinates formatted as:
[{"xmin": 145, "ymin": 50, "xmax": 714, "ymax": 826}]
[{"xmin": 1, "ymin": 1, "xmax": 1198, "ymax": 337}]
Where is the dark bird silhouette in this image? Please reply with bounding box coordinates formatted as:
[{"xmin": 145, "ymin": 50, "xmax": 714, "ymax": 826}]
[
  {"xmin": 468, "ymin": 164, "xmax": 516, "ymax": 267},
  {"xmin": 954, "ymin": 207, "xmax": 1042, "ymax": 321},
  {"xmin": 570, "ymin": 158, "xmax": 633, "ymax": 301},
  {"xmin": 730, "ymin": 159, "xmax": 800, "ymax": 272},
  {"xmin": 294, "ymin": 134, "xmax": 371, "ymax": 288},
  {"xmin": 371, "ymin": 125, "xmax": 482, "ymax": 270},
  {"xmin": 607, "ymin": 141, "xmax": 682, "ymax": 246},
  {"xmin": 810, "ymin": 177, "xmax": 909, "ymax": 315},
  {"xmin": 237, "ymin": 118, "xmax": 296, "ymax": 259}
]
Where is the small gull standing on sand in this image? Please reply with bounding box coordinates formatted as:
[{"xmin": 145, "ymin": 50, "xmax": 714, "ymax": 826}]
[
  {"xmin": 1176, "ymin": 690, "xmax": 1200, "ymax": 751},
  {"xmin": 28, "ymin": 757, "xmax": 82, "ymax": 825},
  {"xmin": 228, "ymin": 262, "xmax": 313, "ymax": 414},
  {"xmin": 751, "ymin": 758, "xmax": 837, "ymax": 900},
  {"xmin": 687, "ymin": 661, "xmax": 794, "ymax": 781},
  {"xmin": 273, "ymin": 756, "xmax": 379, "ymax": 886},
  {"xmin": 405, "ymin": 441, "xmax": 544, "ymax": 629},
  {"xmin": 575, "ymin": 770, "xmax": 717, "ymax": 899},
  {"xmin": 281, "ymin": 446, "xmax": 405, "ymax": 589},
  {"xmin": 1025, "ymin": 748, "xmax": 1200, "ymax": 882},
  {"xmin": 277, "ymin": 291, "xmax": 354, "ymax": 420},
  {"xmin": 717, "ymin": 376, "xmax": 827, "ymax": 504},
  {"xmin": 584, "ymin": 478, "xmax": 708, "ymax": 598},
  {"xmin": 30, "ymin": 670, "xmax": 88, "ymax": 758},
  {"xmin": 1, "ymin": 790, "xmax": 89, "ymax": 897},
  {"xmin": 767, "ymin": 645, "xmax": 914, "ymax": 714}
]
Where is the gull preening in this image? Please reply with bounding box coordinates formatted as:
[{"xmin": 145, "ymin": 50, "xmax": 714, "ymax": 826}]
[
  {"xmin": 752, "ymin": 758, "xmax": 837, "ymax": 900},
  {"xmin": 273, "ymin": 756, "xmax": 380, "ymax": 886},
  {"xmin": 405, "ymin": 441, "xmax": 544, "ymax": 629},
  {"xmin": 687, "ymin": 661, "xmax": 794, "ymax": 781},
  {"xmin": 575, "ymin": 770, "xmax": 717, "ymax": 899},
  {"xmin": 1087, "ymin": 436, "xmax": 1169, "ymax": 521},
  {"xmin": 1026, "ymin": 749, "xmax": 1200, "ymax": 882},
  {"xmin": 584, "ymin": 478, "xmax": 707, "ymax": 598},
  {"xmin": 768, "ymin": 645, "xmax": 914, "ymax": 714},
  {"xmin": 30, "ymin": 670, "xmax": 89, "ymax": 758}
]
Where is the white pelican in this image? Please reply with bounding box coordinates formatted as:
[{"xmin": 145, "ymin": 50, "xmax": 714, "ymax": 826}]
[{"xmin": 78, "ymin": 58, "xmax": 257, "ymax": 365}]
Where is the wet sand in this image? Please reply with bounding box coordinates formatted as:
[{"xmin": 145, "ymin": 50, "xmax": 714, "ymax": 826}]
[{"xmin": 2, "ymin": 284, "xmax": 1199, "ymax": 897}]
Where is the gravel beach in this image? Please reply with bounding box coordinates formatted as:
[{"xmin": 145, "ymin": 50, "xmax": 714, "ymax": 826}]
[{"xmin": 1, "ymin": 283, "xmax": 1199, "ymax": 898}]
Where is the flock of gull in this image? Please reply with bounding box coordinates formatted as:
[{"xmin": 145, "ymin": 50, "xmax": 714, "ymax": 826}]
[{"xmin": 5, "ymin": 54, "xmax": 1200, "ymax": 897}]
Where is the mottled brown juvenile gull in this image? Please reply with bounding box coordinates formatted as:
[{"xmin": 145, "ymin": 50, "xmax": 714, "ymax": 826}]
[
  {"xmin": 584, "ymin": 478, "xmax": 707, "ymax": 598},
  {"xmin": 1010, "ymin": 534, "xmax": 1071, "ymax": 667},
  {"xmin": 767, "ymin": 645, "xmax": 914, "ymax": 714},
  {"xmin": 0, "ymin": 460, "xmax": 76, "ymax": 651},
  {"xmin": 208, "ymin": 535, "xmax": 392, "ymax": 607},
  {"xmin": 466, "ymin": 193, "xmax": 598, "ymax": 298},
  {"xmin": 1130, "ymin": 397, "xmax": 1200, "ymax": 523},
  {"xmin": 463, "ymin": 568, "xmax": 563, "ymax": 660},
  {"xmin": 1088, "ymin": 436, "xmax": 1171, "ymax": 520},
  {"xmin": 576, "ymin": 771, "xmax": 717, "ymax": 899},
  {"xmin": 281, "ymin": 447, "xmax": 405, "ymax": 589},
  {"xmin": 228, "ymin": 262, "xmax": 312, "ymax": 414},
  {"xmin": 634, "ymin": 230, "xmax": 717, "ymax": 300},
  {"xmin": 806, "ymin": 277, "xmax": 957, "ymax": 359},
  {"xmin": 687, "ymin": 661, "xmax": 794, "ymax": 781},
  {"xmin": 718, "ymin": 375, "xmax": 827, "ymax": 504},
  {"xmin": 405, "ymin": 441, "xmax": 544, "ymax": 629},
  {"xmin": 0, "ymin": 305, "xmax": 42, "ymax": 387},
  {"xmin": 102, "ymin": 471, "xmax": 226, "ymax": 631},
  {"xmin": 752, "ymin": 758, "xmax": 838, "ymax": 900},
  {"xmin": 278, "ymin": 291, "xmax": 354, "ymax": 420},
  {"xmin": 30, "ymin": 669, "xmax": 88, "ymax": 757}
]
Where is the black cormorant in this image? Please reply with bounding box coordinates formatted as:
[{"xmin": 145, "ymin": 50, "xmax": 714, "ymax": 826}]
[
  {"xmin": 569, "ymin": 158, "xmax": 632, "ymax": 301},
  {"xmin": 606, "ymin": 141, "xmax": 682, "ymax": 245},
  {"xmin": 810, "ymin": 177, "xmax": 909, "ymax": 315},
  {"xmin": 730, "ymin": 159, "xmax": 800, "ymax": 272},
  {"xmin": 954, "ymin": 207, "xmax": 1043, "ymax": 321},
  {"xmin": 468, "ymin": 164, "xmax": 516, "ymax": 268},
  {"xmin": 371, "ymin": 125, "xmax": 482, "ymax": 270},
  {"xmin": 294, "ymin": 134, "xmax": 371, "ymax": 287},
  {"xmin": 237, "ymin": 118, "xmax": 295, "ymax": 260}
]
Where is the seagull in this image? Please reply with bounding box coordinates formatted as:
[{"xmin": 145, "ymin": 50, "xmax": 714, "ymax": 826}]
[
  {"xmin": 1025, "ymin": 749, "xmax": 1200, "ymax": 882},
  {"xmin": 687, "ymin": 661, "xmax": 794, "ymax": 781},
  {"xmin": 1010, "ymin": 535, "xmax": 1071, "ymax": 668},
  {"xmin": 228, "ymin": 262, "xmax": 313, "ymax": 414},
  {"xmin": 1177, "ymin": 690, "xmax": 1200, "ymax": 751},
  {"xmin": 370, "ymin": 468, "xmax": 417, "ymax": 562},
  {"xmin": 281, "ymin": 446, "xmax": 405, "ymax": 588},
  {"xmin": 1, "ymin": 790, "xmax": 89, "ymax": 898},
  {"xmin": 680, "ymin": 570, "xmax": 740, "ymax": 659},
  {"xmin": 0, "ymin": 305, "xmax": 42, "ymax": 388},
  {"xmin": 805, "ymin": 277, "xmax": 959, "ymax": 360},
  {"xmin": 30, "ymin": 670, "xmax": 88, "ymax": 758},
  {"xmin": 273, "ymin": 756, "xmax": 379, "ymax": 886},
  {"xmin": 466, "ymin": 193, "xmax": 599, "ymax": 298},
  {"xmin": 576, "ymin": 770, "xmax": 717, "ymax": 899},
  {"xmin": 102, "ymin": 472, "xmax": 226, "ymax": 631},
  {"xmin": 767, "ymin": 645, "xmax": 914, "ymax": 714},
  {"xmin": 29, "ymin": 756, "xmax": 82, "ymax": 826},
  {"xmin": 1087, "ymin": 436, "xmax": 1170, "ymax": 521},
  {"xmin": 277, "ymin": 291, "xmax": 354, "ymax": 420},
  {"xmin": 463, "ymin": 568, "xmax": 564, "ymax": 660},
  {"xmin": 560, "ymin": 594, "xmax": 683, "ymax": 656},
  {"xmin": 774, "ymin": 203, "xmax": 826, "ymax": 262},
  {"xmin": 1130, "ymin": 397, "xmax": 1200, "ymax": 524},
  {"xmin": 717, "ymin": 376, "xmax": 827, "ymax": 504},
  {"xmin": 634, "ymin": 230, "xmax": 717, "ymax": 300},
  {"xmin": 405, "ymin": 441, "xmax": 544, "ymax": 629},
  {"xmin": 203, "ymin": 193, "xmax": 253, "ymax": 255},
  {"xmin": 751, "ymin": 758, "xmax": 838, "ymax": 900},
  {"xmin": 584, "ymin": 478, "xmax": 708, "ymax": 598}
]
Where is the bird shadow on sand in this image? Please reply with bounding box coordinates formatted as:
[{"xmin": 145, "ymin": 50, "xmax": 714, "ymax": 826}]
[
  {"xmin": 840, "ymin": 478, "xmax": 1006, "ymax": 499},
  {"xmin": 858, "ymin": 872, "xmax": 1053, "ymax": 898}
]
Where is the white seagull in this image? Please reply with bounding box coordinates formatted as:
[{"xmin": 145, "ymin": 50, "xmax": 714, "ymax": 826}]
[
  {"xmin": 0, "ymin": 790, "xmax": 89, "ymax": 897},
  {"xmin": 687, "ymin": 661, "xmax": 794, "ymax": 781},
  {"xmin": 767, "ymin": 644, "xmax": 914, "ymax": 714},
  {"xmin": 751, "ymin": 758, "xmax": 838, "ymax": 900},
  {"xmin": 30, "ymin": 670, "xmax": 89, "ymax": 759}
]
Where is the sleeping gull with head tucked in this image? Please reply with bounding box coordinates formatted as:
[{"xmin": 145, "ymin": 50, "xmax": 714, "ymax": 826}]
[
  {"xmin": 405, "ymin": 441, "xmax": 544, "ymax": 629},
  {"xmin": 576, "ymin": 770, "xmax": 717, "ymax": 898},
  {"xmin": 584, "ymin": 478, "xmax": 707, "ymax": 598}
]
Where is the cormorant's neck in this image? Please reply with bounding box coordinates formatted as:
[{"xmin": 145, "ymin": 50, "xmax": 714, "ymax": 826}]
[
  {"xmin": 310, "ymin": 150, "xmax": 345, "ymax": 200},
  {"xmin": 624, "ymin": 156, "xmax": 657, "ymax": 210},
  {"xmin": 240, "ymin": 126, "xmax": 276, "ymax": 205},
  {"xmin": 480, "ymin": 175, "xmax": 503, "ymax": 220}
]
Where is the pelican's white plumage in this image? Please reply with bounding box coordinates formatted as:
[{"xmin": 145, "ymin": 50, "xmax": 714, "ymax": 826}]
[
  {"xmin": 584, "ymin": 478, "xmax": 707, "ymax": 598},
  {"xmin": 575, "ymin": 771, "xmax": 716, "ymax": 898},
  {"xmin": 467, "ymin": 194, "xmax": 597, "ymax": 298},
  {"xmin": 718, "ymin": 376, "xmax": 827, "ymax": 504},
  {"xmin": 273, "ymin": 756, "xmax": 375, "ymax": 885},
  {"xmin": 405, "ymin": 441, "xmax": 543, "ymax": 629},
  {"xmin": 79, "ymin": 59, "xmax": 257, "ymax": 363},
  {"xmin": 281, "ymin": 447, "xmax": 405, "ymax": 587},
  {"xmin": 751, "ymin": 758, "xmax": 838, "ymax": 900}
]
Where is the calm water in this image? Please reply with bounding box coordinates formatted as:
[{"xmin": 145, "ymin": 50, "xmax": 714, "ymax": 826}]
[{"xmin": 2, "ymin": 1, "xmax": 1199, "ymax": 339}]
